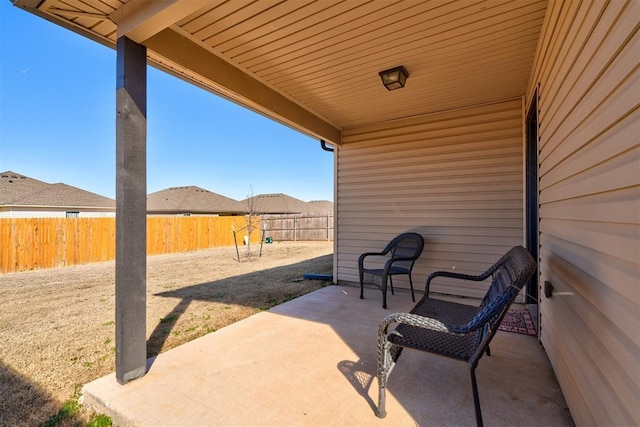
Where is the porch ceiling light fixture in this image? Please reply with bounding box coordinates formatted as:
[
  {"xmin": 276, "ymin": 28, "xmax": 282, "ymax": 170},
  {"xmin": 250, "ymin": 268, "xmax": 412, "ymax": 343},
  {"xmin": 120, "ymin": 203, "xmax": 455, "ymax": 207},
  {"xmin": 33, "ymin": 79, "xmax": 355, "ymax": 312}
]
[{"xmin": 379, "ymin": 66, "xmax": 408, "ymax": 90}]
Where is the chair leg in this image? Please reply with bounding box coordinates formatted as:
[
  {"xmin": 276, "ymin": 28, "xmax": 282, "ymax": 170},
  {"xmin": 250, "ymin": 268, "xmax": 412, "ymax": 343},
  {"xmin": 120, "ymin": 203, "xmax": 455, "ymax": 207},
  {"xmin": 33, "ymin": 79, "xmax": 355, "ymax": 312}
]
[
  {"xmin": 409, "ymin": 274, "xmax": 415, "ymax": 302},
  {"xmin": 470, "ymin": 367, "xmax": 484, "ymax": 427},
  {"xmin": 377, "ymin": 382, "xmax": 387, "ymax": 418},
  {"xmin": 377, "ymin": 338, "xmax": 391, "ymax": 418},
  {"xmin": 377, "ymin": 338, "xmax": 403, "ymax": 417},
  {"xmin": 389, "ymin": 276, "xmax": 394, "ymax": 295},
  {"xmin": 381, "ymin": 274, "xmax": 388, "ymax": 309},
  {"xmin": 359, "ymin": 270, "xmax": 364, "ymax": 300}
]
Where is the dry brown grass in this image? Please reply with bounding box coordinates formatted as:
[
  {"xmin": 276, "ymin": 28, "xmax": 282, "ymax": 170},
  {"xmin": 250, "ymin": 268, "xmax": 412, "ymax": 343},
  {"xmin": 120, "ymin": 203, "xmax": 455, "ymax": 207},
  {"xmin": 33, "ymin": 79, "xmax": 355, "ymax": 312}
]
[{"xmin": 0, "ymin": 241, "xmax": 333, "ymax": 426}]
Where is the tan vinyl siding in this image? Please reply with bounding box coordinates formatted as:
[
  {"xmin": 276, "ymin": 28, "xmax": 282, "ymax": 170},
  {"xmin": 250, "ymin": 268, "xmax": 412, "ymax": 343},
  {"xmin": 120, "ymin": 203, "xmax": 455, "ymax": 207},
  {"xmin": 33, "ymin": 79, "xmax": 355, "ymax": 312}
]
[
  {"xmin": 336, "ymin": 99, "xmax": 524, "ymax": 299},
  {"xmin": 527, "ymin": 0, "xmax": 639, "ymax": 425}
]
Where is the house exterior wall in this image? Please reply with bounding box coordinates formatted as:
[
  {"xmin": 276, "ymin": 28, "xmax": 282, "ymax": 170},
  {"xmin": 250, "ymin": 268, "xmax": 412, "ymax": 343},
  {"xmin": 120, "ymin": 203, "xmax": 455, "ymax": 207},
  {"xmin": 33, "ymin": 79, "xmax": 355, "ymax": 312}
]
[
  {"xmin": 336, "ymin": 99, "xmax": 525, "ymax": 299},
  {"xmin": 146, "ymin": 213, "xmax": 226, "ymax": 217},
  {"xmin": 0, "ymin": 207, "xmax": 115, "ymax": 218},
  {"xmin": 527, "ymin": 0, "xmax": 639, "ymax": 425}
]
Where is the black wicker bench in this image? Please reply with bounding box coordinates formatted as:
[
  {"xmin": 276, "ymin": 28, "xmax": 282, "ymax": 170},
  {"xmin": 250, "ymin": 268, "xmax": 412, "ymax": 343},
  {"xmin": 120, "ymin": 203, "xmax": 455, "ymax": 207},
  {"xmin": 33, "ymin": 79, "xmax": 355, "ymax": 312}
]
[{"xmin": 376, "ymin": 245, "xmax": 536, "ymax": 427}]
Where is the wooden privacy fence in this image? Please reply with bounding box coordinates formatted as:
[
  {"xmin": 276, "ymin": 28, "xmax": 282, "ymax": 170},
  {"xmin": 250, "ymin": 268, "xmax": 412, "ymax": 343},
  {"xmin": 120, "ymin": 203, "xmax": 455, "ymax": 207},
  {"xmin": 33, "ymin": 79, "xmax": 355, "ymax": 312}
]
[
  {"xmin": 0, "ymin": 216, "xmax": 262, "ymax": 273},
  {"xmin": 1, "ymin": 217, "xmax": 115, "ymax": 273},
  {"xmin": 146, "ymin": 216, "xmax": 261, "ymax": 256},
  {"xmin": 261, "ymin": 213, "xmax": 334, "ymax": 242}
]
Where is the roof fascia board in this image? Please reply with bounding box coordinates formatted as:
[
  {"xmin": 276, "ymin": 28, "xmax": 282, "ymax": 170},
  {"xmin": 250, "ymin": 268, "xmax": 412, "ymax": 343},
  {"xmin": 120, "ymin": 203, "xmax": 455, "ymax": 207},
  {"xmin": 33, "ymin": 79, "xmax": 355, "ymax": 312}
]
[
  {"xmin": 109, "ymin": 0, "xmax": 211, "ymax": 42},
  {"xmin": 145, "ymin": 28, "xmax": 342, "ymax": 145},
  {"xmin": 12, "ymin": 0, "xmax": 115, "ymax": 50},
  {"xmin": 46, "ymin": 9, "xmax": 106, "ymax": 19},
  {"xmin": 11, "ymin": 1, "xmax": 342, "ymax": 144}
]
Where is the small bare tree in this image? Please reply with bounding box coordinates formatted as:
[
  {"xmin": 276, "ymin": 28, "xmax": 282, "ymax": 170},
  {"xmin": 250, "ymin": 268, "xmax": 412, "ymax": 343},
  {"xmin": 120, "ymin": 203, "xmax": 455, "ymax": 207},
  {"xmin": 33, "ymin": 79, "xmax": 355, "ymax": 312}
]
[{"xmin": 244, "ymin": 185, "xmax": 261, "ymax": 258}]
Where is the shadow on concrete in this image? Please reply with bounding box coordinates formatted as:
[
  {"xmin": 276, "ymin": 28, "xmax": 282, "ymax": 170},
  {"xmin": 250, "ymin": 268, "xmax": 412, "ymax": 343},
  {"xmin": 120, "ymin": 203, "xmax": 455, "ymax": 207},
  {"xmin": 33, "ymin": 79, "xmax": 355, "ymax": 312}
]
[
  {"xmin": 82, "ymin": 285, "xmax": 573, "ymax": 426},
  {"xmin": 269, "ymin": 287, "xmax": 573, "ymax": 426},
  {"xmin": 337, "ymin": 359, "xmax": 377, "ymax": 413}
]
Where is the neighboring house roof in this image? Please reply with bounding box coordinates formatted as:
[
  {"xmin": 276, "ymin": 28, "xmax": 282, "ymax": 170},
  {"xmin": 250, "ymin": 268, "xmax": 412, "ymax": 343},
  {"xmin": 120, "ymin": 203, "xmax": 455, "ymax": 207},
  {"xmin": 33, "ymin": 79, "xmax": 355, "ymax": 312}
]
[
  {"xmin": 0, "ymin": 171, "xmax": 115, "ymax": 208},
  {"xmin": 147, "ymin": 186, "xmax": 244, "ymax": 214},
  {"xmin": 0, "ymin": 171, "xmax": 49, "ymax": 204},
  {"xmin": 241, "ymin": 193, "xmax": 310, "ymax": 214},
  {"xmin": 303, "ymin": 200, "xmax": 334, "ymax": 213}
]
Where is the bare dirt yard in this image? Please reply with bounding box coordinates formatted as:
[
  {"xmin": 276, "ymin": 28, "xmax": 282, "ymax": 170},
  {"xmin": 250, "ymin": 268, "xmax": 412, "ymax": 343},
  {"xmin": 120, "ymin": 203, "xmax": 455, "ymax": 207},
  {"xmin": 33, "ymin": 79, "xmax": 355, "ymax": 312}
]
[{"xmin": 0, "ymin": 241, "xmax": 333, "ymax": 426}]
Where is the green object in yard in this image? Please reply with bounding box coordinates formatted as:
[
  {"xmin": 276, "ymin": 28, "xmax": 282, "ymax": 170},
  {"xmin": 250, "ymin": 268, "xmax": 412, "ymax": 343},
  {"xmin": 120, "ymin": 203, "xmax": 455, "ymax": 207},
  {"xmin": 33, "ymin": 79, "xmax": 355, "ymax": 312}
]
[{"xmin": 265, "ymin": 237, "xmax": 273, "ymax": 243}]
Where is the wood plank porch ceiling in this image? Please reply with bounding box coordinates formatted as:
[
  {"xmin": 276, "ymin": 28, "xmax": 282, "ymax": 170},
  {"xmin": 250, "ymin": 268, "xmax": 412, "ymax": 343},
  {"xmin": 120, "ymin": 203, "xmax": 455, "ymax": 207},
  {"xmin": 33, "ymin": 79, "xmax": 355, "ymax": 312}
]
[{"xmin": 20, "ymin": 0, "xmax": 547, "ymax": 144}]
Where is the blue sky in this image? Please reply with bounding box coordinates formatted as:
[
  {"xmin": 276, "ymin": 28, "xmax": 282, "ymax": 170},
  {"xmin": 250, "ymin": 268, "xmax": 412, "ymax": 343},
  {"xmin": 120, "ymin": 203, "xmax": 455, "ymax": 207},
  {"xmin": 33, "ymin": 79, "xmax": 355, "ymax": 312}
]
[{"xmin": 0, "ymin": 3, "xmax": 334, "ymax": 202}]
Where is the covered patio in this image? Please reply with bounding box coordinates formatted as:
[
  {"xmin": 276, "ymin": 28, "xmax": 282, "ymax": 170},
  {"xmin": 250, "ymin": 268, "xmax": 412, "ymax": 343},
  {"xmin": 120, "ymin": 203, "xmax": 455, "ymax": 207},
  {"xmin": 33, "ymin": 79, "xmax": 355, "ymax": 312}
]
[
  {"xmin": 13, "ymin": 0, "xmax": 638, "ymax": 425},
  {"xmin": 82, "ymin": 285, "xmax": 571, "ymax": 426}
]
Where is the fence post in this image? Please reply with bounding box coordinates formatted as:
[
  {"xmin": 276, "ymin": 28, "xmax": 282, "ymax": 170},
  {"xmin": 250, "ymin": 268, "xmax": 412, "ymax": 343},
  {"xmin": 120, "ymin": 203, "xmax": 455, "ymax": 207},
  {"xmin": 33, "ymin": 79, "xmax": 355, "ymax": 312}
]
[
  {"xmin": 327, "ymin": 214, "xmax": 330, "ymax": 241},
  {"xmin": 293, "ymin": 216, "xmax": 297, "ymax": 242},
  {"xmin": 232, "ymin": 225, "xmax": 240, "ymax": 262}
]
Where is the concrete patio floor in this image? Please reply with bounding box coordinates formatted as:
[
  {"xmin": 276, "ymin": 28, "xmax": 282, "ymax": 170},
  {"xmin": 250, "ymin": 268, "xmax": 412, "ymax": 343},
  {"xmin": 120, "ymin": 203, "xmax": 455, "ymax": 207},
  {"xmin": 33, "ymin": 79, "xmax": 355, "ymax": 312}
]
[{"xmin": 82, "ymin": 285, "xmax": 573, "ymax": 426}]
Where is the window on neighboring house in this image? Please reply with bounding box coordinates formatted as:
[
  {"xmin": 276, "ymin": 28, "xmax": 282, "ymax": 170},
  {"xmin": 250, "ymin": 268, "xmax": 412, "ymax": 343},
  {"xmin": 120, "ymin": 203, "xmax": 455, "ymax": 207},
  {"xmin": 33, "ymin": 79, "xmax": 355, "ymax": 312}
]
[{"xmin": 66, "ymin": 211, "xmax": 80, "ymax": 218}]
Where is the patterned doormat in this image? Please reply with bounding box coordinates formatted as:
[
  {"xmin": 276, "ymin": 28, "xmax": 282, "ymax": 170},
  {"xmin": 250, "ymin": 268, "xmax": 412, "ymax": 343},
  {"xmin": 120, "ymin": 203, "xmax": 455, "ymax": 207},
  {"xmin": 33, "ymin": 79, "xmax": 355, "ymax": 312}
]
[{"xmin": 499, "ymin": 309, "xmax": 537, "ymax": 336}]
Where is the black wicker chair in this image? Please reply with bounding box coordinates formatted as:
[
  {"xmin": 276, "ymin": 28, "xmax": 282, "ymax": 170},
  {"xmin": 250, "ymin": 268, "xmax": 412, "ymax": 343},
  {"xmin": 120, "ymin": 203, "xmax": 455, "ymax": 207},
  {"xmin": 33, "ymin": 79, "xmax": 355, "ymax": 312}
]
[
  {"xmin": 376, "ymin": 245, "xmax": 536, "ymax": 427},
  {"xmin": 358, "ymin": 232, "xmax": 424, "ymax": 309}
]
